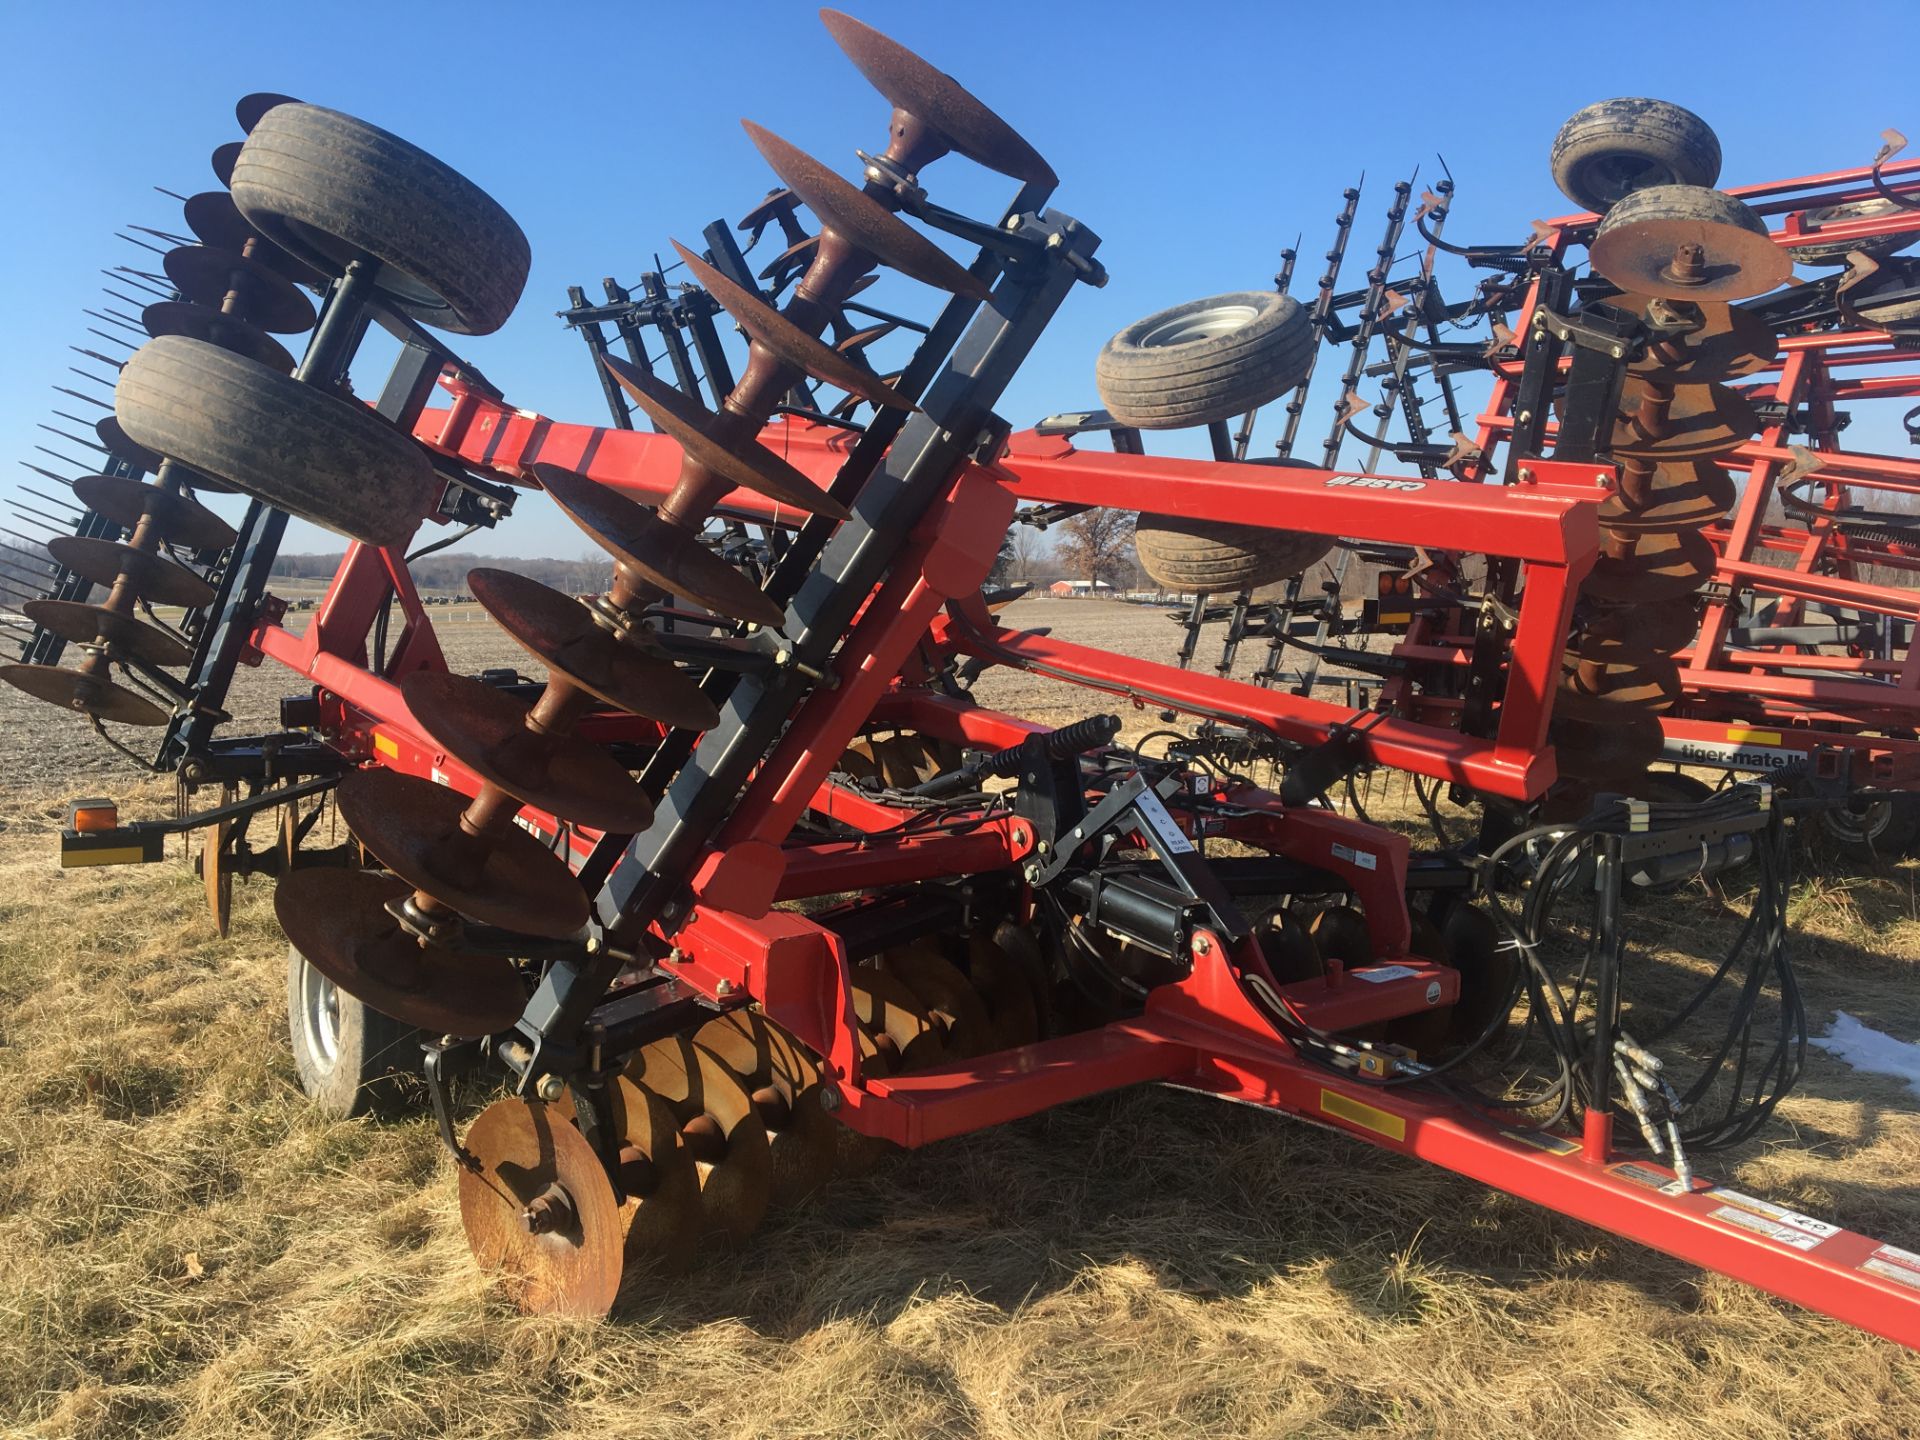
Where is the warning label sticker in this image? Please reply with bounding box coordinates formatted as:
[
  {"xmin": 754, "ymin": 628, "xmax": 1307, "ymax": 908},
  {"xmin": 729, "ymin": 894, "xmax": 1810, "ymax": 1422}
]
[
  {"xmin": 1609, "ymin": 1161, "xmax": 1676, "ymax": 1192},
  {"xmin": 1863, "ymin": 1245, "xmax": 1920, "ymax": 1292},
  {"xmin": 1709, "ymin": 1189, "xmax": 1840, "ymax": 1243},
  {"xmin": 1504, "ymin": 1128, "xmax": 1581, "ymax": 1156},
  {"xmin": 1353, "ymin": 964, "xmax": 1417, "ymax": 984},
  {"xmin": 1331, "ymin": 843, "xmax": 1379, "ymax": 871},
  {"xmin": 1710, "ymin": 1205, "xmax": 1824, "ymax": 1251},
  {"xmin": 1134, "ymin": 788, "xmax": 1195, "ymax": 856}
]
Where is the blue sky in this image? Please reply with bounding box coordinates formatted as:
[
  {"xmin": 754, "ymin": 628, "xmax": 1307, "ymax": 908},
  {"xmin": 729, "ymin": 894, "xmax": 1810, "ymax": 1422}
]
[{"xmin": 1, "ymin": 0, "xmax": 1912, "ymax": 562}]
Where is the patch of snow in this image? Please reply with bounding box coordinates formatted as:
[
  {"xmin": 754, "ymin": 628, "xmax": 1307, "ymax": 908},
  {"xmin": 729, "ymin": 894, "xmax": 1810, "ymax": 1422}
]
[{"xmin": 1811, "ymin": 1012, "xmax": 1920, "ymax": 1099}]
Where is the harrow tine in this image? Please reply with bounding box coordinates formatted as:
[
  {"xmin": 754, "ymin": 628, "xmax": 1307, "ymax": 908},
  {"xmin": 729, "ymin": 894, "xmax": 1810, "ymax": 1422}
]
[
  {"xmin": 37, "ymin": 424, "xmax": 111, "ymax": 454},
  {"xmin": 86, "ymin": 327, "xmax": 138, "ymax": 351},
  {"xmin": 84, "ymin": 308, "xmax": 148, "ymax": 336},
  {"xmin": 21, "ymin": 487, "xmax": 83, "ymax": 514},
  {"xmin": 69, "ymin": 346, "xmax": 126, "ymax": 371},
  {"xmin": 128, "ymin": 223, "xmax": 196, "ymax": 247},
  {"xmin": 115, "ymin": 231, "xmax": 172, "ymax": 257},
  {"xmin": 52, "ymin": 387, "xmax": 111, "ymax": 410}
]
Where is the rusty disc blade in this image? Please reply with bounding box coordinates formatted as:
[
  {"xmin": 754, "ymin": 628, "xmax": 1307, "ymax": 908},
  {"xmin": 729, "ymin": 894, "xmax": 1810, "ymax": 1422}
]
[
  {"xmin": 742, "ymin": 121, "xmax": 991, "ymax": 303},
  {"xmin": 1560, "ymin": 649, "xmax": 1683, "ymax": 717},
  {"xmin": 602, "ymin": 1076, "xmax": 705, "ymax": 1266},
  {"xmin": 202, "ymin": 812, "xmax": 233, "ymax": 938},
  {"xmin": 274, "ymin": 867, "xmax": 526, "ymax": 1036},
  {"xmin": 596, "ymin": 358, "xmax": 852, "ymax": 524},
  {"xmin": 821, "ymin": 10, "xmax": 1057, "ymax": 187},
  {"xmin": 970, "ymin": 925, "xmax": 1043, "ymax": 1050},
  {"xmin": 1262, "ymin": 912, "xmax": 1325, "ymax": 984},
  {"xmin": 468, "ymin": 568, "xmax": 719, "ymax": 731},
  {"xmin": 94, "ymin": 415, "xmax": 165, "ymax": 473},
  {"xmin": 880, "ymin": 939, "xmax": 995, "ymax": 1060},
  {"xmin": 1551, "ymin": 709, "xmax": 1666, "ymax": 785},
  {"xmin": 836, "ymin": 321, "xmax": 899, "ymax": 356},
  {"xmin": 670, "ymin": 240, "xmax": 911, "ymax": 410},
  {"xmin": 1308, "ymin": 905, "xmax": 1374, "ymax": 969},
  {"xmin": 142, "ymin": 300, "xmax": 297, "ymax": 375},
  {"xmin": 235, "ymin": 91, "xmax": 299, "ymax": 132},
  {"xmin": 181, "ymin": 191, "xmax": 328, "ymax": 288},
  {"xmin": 334, "ymin": 768, "xmax": 589, "ymax": 938},
  {"xmin": 458, "ymin": 1098, "xmax": 624, "ymax": 1318},
  {"xmin": 628, "ymin": 1035, "xmax": 774, "ymax": 1244},
  {"xmin": 533, "ymin": 463, "xmax": 786, "ymax": 628},
  {"xmin": 739, "ymin": 187, "xmax": 800, "ymax": 235},
  {"xmin": 759, "ymin": 232, "xmax": 819, "ymax": 283},
  {"xmin": 400, "ymin": 670, "xmax": 654, "ymax": 833},
  {"xmin": 1599, "ymin": 458, "xmax": 1735, "ymax": 534},
  {"xmin": 161, "ymin": 245, "xmax": 316, "ymax": 334},
  {"xmin": 1621, "ymin": 298, "xmax": 1781, "ymax": 384},
  {"xmin": 1589, "ymin": 185, "xmax": 1791, "ymax": 302},
  {"xmin": 71, "ymin": 474, "xmax": 238, "ymax": 551},
  {"xmin": 1583, "ymin": 528, "xmax": 1716, "ymax": 603},
  {"xmin": 24, "ymin": 599, "xmax": 191, "ymax": 668},
  {"xmin": 0, "ymin": 663, "xmax": 170, "ymax": 725},
  {"xmin": 211, "ymin": 141, "xmax": 242, "ymax": 187},
  {"xmin": 1581, "ymin": 596, "xmax": 1700, "ymax": 654},
  {"xmin": 850, "ymin": 964, "xmax": 947, "ymax": 1072},
  {"xmin": 1610, "ymin": 381, "xmax": 1758, "ymax": 460},
  {"xmin": 47, "ymin": 535, "xmax": 216, "ymax": 609},
  {"xmin": 690, "ymin": 1014, "xmax": 839, "ymax": 1204}
]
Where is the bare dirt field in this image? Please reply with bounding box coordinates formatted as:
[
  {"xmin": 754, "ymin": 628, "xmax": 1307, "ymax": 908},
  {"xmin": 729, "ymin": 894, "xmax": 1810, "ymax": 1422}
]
[{"xmin": 3, "ymin": 597, "xmax": 1920, "ymax": 1437}]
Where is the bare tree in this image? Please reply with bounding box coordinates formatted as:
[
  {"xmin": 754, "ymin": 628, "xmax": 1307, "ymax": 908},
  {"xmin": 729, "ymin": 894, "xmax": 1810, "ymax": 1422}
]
[
  {"xmin": 1054, "ymin": 508, "xmax": 1136, "ymax": 590},
  {"xmin": 1007, "ymin": 519, "xmax": 1046, "ymax": 581}
]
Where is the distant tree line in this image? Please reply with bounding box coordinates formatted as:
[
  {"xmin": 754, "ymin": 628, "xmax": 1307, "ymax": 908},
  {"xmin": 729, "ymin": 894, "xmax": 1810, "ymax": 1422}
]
[{"xmin": 271, "ymin": 553, "xmax": 615, "ymax": 596}]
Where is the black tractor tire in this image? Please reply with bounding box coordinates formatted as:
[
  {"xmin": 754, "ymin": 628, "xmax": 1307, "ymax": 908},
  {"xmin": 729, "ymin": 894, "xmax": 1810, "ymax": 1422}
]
[
  {"xmin": 231, "ymin": 103, "xmax": 529, "ymax": 336},
  {"xmin": 1550, "ymin": 98, "xmax": 1722, "ymax": 212},
  {"xmin": 286, "ymin": 944, "xmax": 423, "ymax": 1119},
  {"xmin": 1822, "ymin": 793, "xmax": 1920, "ymax": 864},
  {"xmin": 1095, "ymin": 291, "xmax": 1313, "ymax": 431},
  {"xmin": 1133, "ymin": 456, "xmax": 1335, "ymax": 592},
  {"xmin": 115, "ymin": 334, "xmax": 436, "ymax": 548}
]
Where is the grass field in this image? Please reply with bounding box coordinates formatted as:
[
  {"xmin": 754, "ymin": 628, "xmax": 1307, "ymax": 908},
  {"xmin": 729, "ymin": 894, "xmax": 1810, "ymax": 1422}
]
[{"xmin": 4, "ymin": 599, "xmax": 1920, "ymax": 1436}]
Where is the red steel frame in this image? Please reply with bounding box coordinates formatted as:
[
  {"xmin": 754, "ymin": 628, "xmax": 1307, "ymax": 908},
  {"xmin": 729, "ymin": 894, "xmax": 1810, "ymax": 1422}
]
[{"xmin": 207, "ymin": 305, "xmax": 1920, "ymax": 1341}]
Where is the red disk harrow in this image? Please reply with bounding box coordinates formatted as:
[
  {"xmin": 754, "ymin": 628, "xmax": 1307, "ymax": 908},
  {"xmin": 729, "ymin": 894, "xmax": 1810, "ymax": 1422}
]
[{"xmin": 6, "ymin": 13, "xmax": 1919, "ymax": 1347}]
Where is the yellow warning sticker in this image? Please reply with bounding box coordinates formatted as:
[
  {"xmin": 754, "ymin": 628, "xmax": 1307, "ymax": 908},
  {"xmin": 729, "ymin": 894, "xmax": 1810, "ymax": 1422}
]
[
  {"xmin": 373, "ymin": 733, "xmax": 400, "ymax": 759},
  {"xmin": 1725, "ymin": 726, "xmax": 1782, "ymax": 746},
  {"xmin": 1320, "ymin": 1089, "xmax": 1407, "ymax": 1142},
  {"xmin": 59, "ymin": 845, "xmax": 147, "ymax": 868}
]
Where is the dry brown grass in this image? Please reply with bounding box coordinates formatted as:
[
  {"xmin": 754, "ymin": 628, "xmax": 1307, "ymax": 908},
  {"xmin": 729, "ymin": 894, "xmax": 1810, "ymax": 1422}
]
[
  {"xmin": 5, "ymin": 596, "xmax": 1920, "ymax": 1436},
  {"xmin": 4, "ymin": 773, "xmax": 1920, "ymax": 1439}
]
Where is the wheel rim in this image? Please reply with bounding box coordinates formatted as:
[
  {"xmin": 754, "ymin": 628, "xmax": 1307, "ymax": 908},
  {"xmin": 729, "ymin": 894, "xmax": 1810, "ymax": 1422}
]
[
  {"xmin": 1578, "ymin": 154, "xmax": 1674, "ymax": 208},
  {"xmin": 1826, "ymin": 801, "xmax": 1893, "ymax": 846},
  {"xmin": 1139, "ymin": 302, "xmax": 1259, "ymax": 348},
  {"xmin": 300, "ymin": 957, "xmax": 343, "ymax": 1070}
]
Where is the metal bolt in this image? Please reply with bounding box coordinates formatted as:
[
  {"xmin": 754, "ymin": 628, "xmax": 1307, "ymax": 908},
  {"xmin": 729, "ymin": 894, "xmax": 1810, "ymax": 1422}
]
[
  {"xmin": 668, "ymin": 946, "xmax": 685, "ymax": 964},
  {"xmin": 819, "ymin": 1087, "xmax": 842, "ymax": 1111},
  {"xmin": 1516, "ymin": 410, "xmax": 1532, "ymax": 424},
  {"xmin": 1024, "ymin": 863, "xmax": 1042, "ymax": 882},
  {"xmin": 715, "ymin": 978, "xmax": 736, "ymax": 998},
  {"xmin": 1012, "ymin": 827, "xmax": 1029, "ymax": 846},
  {"xmin": 1036, "ymin": 840, "xmax": 1051, "ymax": 855},
  {"xmin": 1005, "ymin": 215, "xmax": 1021, "ymax": 231},
  {"xmin": 585, "ymin": 935, "xmax": 603, "ymax": 956},
  {"xmin": 1045, "ymin": 232, "xmax": 1063, "ymax": 250},
  {"xmin": 1517, "ymin": 467, "xmax": 1534, "ymax": 483},
  {"xmin": 1194, "ymin": 936, "xmax": 1212, "ymax": 955},
  {"xmin": 534, "ymin": 1074, "xmax": 565, "ymax": 1102}
]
